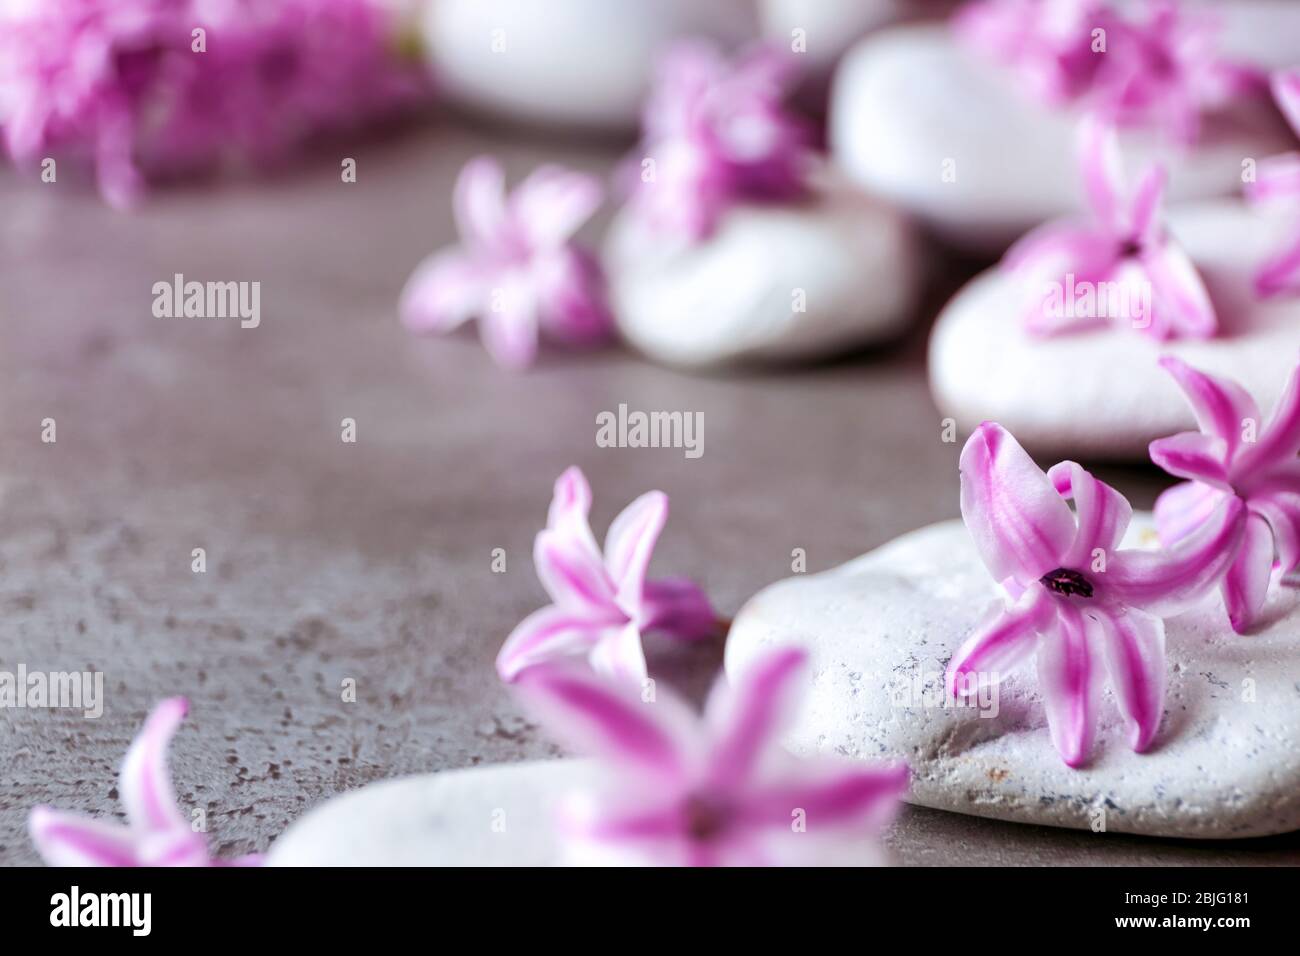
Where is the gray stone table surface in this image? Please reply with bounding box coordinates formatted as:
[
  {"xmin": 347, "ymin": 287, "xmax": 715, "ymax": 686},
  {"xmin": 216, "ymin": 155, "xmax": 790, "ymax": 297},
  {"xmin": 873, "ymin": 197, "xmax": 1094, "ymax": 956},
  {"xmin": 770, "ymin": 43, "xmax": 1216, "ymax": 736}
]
[{"xmin": 0, "ymin": 118, "xmax": 1296, "ymax": 866}]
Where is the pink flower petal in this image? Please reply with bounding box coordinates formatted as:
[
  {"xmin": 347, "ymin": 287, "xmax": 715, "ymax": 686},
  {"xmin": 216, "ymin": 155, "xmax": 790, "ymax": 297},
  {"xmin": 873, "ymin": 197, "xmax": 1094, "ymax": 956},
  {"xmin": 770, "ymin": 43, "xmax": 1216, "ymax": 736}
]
[
  {"xmin": 515, "ymin": 663, "xmax": 694, "ymax": 782},
  {"xmin": 453, "ymin": 155, "xmax": 510, "ymax": 252},
  {"xmin": 477, "ymin": 278, "xmax": 539, "ymax": 370},
  {"xmin": 546, "ymin": 466, "xmax": 600, "ymax": 553},
  {"xmin": 1157, "ymin": 356, "xmax": 1261, "ymax": 459},
  {"xmin": 119, "ymin": 696, "xmax": 190, "ymax": 835},
  {"xmin": 495, "ymin": 605, "xmax": 603, "ymax": 682},
  {"xmin": 1273, "ymin": 68, "xmax": 1300, "ymax": 138},
  {"xmin": 742, "ymin": 761, "xmax": 908, "ymax": 832},
  {"xmin": 1128, "ymin": 164, "xmax": 1168, "ymax": 245},
  {"xmin": 1221, "ymin": 512, "xmax": 1276, "ymax": 634},
  {"xmin": 1250, "ymin": 466, "xmax": 1300, "ymax": 574},
  {"xmin": 533, "ymin": 528, "xmax": 620, "ymax": 616},
  {"xmin": 1148, "ymin": 432, "xmax": 1232, "ymax": 487},
  {"xmin": 509, "ymin": 165, "xmax": 604, "ymax": 250},
  {"xmin": 604, "ymin": 490, "xmax": 668, "ymax": 614},
  {"xmin": 1048, "ymin": 460, "xmax": 1134, "ymax": 567},
  {"xmin": 532, "ymin": 247, "xmax": 614, "ymax": 346},
  {"xmin": 1142, "ymin": 242, "xmax": 1218, "ymax": 339},
  {"xmin": 1238, "ymin": 362, "xmax": 1300, "ymax": 475},
  {"xmin": 1254, "ymin": 232, "xmax": 1300, "ymax": 299},
  {"xmin": 946, "ymin": 587, "xmax": 1052, "ymax": 698},
  {"xmin": 1247, "ymin": 153, "xmax": 1300, "ymax": 206},
  {"xmin": 959, "ymin": 423, "xmax": 1077, "ymax": 587},
  {"xmin": 1153, "ymin": 479, "xmax": 1225, "ymax": 548},
  {"xmin": 587, "ymin": 621, "xmax": 649, "ymax": 685},
  {"xmin": 640, "ymin": 577, "xmax": 718, "ymax": 639},
  {"xmin": 398, "ymin": 249, "xmax": 489, "ymax": 334},
  {"xmin": 1078, "ymin": 117, "xmax": 1127, "ymax": 234},
  {"xmin": 1035, "ymin": 605, "xmax": 1099, "ymax": 768},
  {"xmin": 28, "ymin": 807, "xmax": 138, "ymax": 867},
  {"xmin": 1095, "ymin": 608, "xmax": 1166, "ymax": 752},
  {"xmin": 703, "ymin": 646, "xmax": 806, "ymax": 788},
  {"xmin": 1104, "ymin": 495, "xmax": 1246, "ymax": 616}
]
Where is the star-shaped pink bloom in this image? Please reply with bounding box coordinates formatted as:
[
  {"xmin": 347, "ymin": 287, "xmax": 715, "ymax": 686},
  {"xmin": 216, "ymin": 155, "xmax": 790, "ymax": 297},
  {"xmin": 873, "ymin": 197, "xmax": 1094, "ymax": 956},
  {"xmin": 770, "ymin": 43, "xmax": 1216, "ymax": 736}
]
[
  {"xmin": 400, "ymin": 156, "xmax": 614, "ymax": 369},
  {"xmin": 516, "ymin": 647, "xmax": 908, "ymax": 866},
  {"xmin": 29, "ymin": 698, "xmax": 262, "ymax": 867},
  {"xmin": 1004, "ymin": 117, "xmax": 1216, "ymax": 340},
  {"xmin": 1247, "ymin": 70, "xmax": 1300, "ymax": 299},
  {"xmin": 496, "ymin": 467, "xmax": 717, "ymax": 685},
  {"xmin": 955, "ymin": 0, "xmax": 1262, "ymax": 143},
  {"xmin": 1150, "ymin": 357, "xmax": 1300, "ymax": 634},
  {"xmin": 947, "ymin": 423, "xmax": 1244, "ymax": 767},
  {"xmin": 626, "ymin": 41, "xmax": 811, "ymax": 242}
]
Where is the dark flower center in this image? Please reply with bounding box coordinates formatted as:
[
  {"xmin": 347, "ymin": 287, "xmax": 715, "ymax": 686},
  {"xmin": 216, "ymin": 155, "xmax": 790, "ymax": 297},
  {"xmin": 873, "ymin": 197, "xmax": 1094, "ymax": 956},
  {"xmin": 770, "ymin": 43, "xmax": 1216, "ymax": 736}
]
[
  {"xmin": 1118, "ymin": 237, "xmax": 1143, "ymax": 259},
  {"xmin": 683, "ymin": 795, "xmax": 729, "ymax": 842},
  {"xmin": 1040, "ymin": 567, "xmax": 1094, "ymax": 598}
]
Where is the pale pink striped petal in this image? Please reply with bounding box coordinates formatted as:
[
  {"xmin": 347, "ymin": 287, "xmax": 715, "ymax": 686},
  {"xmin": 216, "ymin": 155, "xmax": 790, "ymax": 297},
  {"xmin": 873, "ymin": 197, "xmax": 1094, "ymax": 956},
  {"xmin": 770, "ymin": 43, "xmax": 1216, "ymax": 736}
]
[
  {"xmin": 1250, "ymin": 464, "xmax": 1300, "ymax": 573},
  {"xmin": 1153, "ymin": 480, "xmax": 1225, "ymax": 547},
  {"xmin": 1142, "ymin": 243, "xmax": 1218, "ymax": 339},
  {"xmin": 478, "ymin": 277, "xmax": 539, "ymax": 370},
  {"xmin": 1048, "ymin": 460, "xmax": 1133, "ymax": 566},
  {"xmin": 1035, "ymin": 606, "xmax": 1099, "ymax": 768},
  {"xmin": 1078, "ymin": 117, "xmax": 1126, "ymax": 233},
  {"xmin": 604, "ymin": 490, "xmax": 668, "ymax": 613},
  {"xmin": 1247, "ymin": 153, "xmax": 1300, "ymax": 205},
  {"xmin": 946, "ymin": 587, "xmax": 1052, "ymax": 697},
  {"xmin": 533, "ymin": 528, "xmax": 620, "ymax": 615},
  {"xmin": 959, "ymin": 422, "xmax": 1077, "ymax": 587},
  {"xmin": 398, "ymin": 249, "xmax": 489, "ymax": 334},
  {"xmin": 1105, "ymin": 495, "xmax": 1246, "ymax": 616},
  {"xmin": 1129, "ymin": 164, "xmax": 1168, "ymax": 245},
  {"xmin": 704, "ymin": 646, "xmax": 806, "ymax": 788},
  {"xmin": 640, "ymin": 577, "xmax": 717, "ymax": 639},
  {"xmin": 1254, "ymin": 233, "xmax": 1300, "ymax": 299},
  {"xmin": 588, "ymin": 621, "xmax": 649, "ymax": 685},
  {"xmin": 453, "ymin": 155, "xmax": 509, "ymax": 251},
  {"xmin": 510, "ymin": 165, "xmax": 603, "ymax": 249},
  {"xmin": 532, "ymin": 247, "xmax": 614, "ymax": 346},
  {"xmin": 1148, "ymin": 432, "xmax": 1232, "ymax": 487},
  {"xmin": 1273, "ymin": 69, "xmax": 1300, "ymax": 137},
  {"xmin": 515, "ymin": 663, "xmax": 693, "ymax": 782},
  {"xmin": 1158, "ymin": 356, "xmax": 1261, "ymax": 459},
  {"xmin": 1095, "ymin": 609, "xmax": 1165, "ymax": 752},
  {"xmin": 496, "ymin": 605, "xmax": 602, "ymax": 682},
  {"xmin": 28, "ymin": 807, "xmax": 138, "ymax": 867},
  {"xmin": 1238, "ymin": 362, "xmax": 1300, "ymax": 474},
  {"xmin": 545, "ymin": 466, "xmax": 602, "ymax": 561},
  {"xmin": 1221, "ymin": 512, "xmax": 1276, "ymax": 634},
  {"xmin": 741, "ymin": 761, "xmax": 908, "ymax": 831},
  {"xmin": 120, "ymin": 697, "xmax": 189, "ymax": 835}
]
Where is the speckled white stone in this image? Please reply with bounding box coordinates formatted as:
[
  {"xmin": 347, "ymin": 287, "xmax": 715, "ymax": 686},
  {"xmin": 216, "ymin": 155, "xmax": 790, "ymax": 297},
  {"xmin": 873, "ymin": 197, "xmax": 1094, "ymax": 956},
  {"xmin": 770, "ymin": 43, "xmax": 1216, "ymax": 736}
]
[
  {"xmin": 830, "ymin": 14, "xmax": 1300, "ymax": 252},
  {"xmin": 928, "ymin": 200, "xmax": 1300, "ymax": 459},
  {"xmin": 724, "ymin": 516, "xmax": 1300, "ymax": 839},
  {"xmin": 604, "ymin": 173, "xmax": 921, "ymax": 368},
  {"xmin": 267, "ymin": 760, "xmax": 589, "ymax": 866},
  {"xmin": 421, "ymin": 0, "xmax": 756, "ymax": 131}
]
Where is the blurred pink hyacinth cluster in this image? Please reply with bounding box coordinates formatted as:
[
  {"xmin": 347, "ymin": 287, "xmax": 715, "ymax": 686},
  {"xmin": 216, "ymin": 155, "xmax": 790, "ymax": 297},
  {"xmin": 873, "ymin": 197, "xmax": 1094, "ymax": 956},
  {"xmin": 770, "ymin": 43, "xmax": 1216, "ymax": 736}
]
[
  {"xmin": 955, "ymin": 0, "xmax": 1264, "ymax": 143},
  {"xmin": 0, "ymin": 0, "xmax": 425, "ymax": 208}
]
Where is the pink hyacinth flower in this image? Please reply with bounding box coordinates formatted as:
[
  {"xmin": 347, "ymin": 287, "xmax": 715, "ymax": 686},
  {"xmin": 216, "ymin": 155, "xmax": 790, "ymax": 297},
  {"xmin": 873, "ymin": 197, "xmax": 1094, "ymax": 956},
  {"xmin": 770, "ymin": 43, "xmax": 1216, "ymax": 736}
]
[
  {"xmin": 1005, "ymin": 117, "xmax": 1216, "ymax": 340},
  {"xmin": 1150, "ymin": 357, "xmax": 1300, "ymax": 634},
  {"xmin": 400, "ymin": 156, "xmax": 613, "ymax": 370},
  {"xmin": 947, "ymin": 423, "xmax": 1245, "ymax": 767},
  {"xmin": 29, "ymin": 698, "xmax": 262, "ymax": 867},
  {"xmin": 955, "ymin": 0, "xmax": 1262, "ymax": 143},
  {"xmin": 626, "ymin": 41, "xmax": 811, "ymax": 241},
  {"xmin": 496, "ymin": 467, "xmax": 716, "ymax": 685},
  {"xmin": 517, "ymin": 647, "xmax": 908, "ymax": 866},
  {"xmin": 0, "ymin": 0, "xmax": 424, "ymax": 209},
  {"xmin": 1247, "ymin": 70, "xmax": 1300, "ymax": 298}
]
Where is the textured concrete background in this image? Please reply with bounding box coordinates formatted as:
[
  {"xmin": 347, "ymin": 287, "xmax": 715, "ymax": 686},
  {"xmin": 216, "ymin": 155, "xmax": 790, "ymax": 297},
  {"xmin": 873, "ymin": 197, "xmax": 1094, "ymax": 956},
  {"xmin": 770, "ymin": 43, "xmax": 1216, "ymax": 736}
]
[{"xmin": 0, "ymin": 118, "xmax": 1296, "ymax": 866}]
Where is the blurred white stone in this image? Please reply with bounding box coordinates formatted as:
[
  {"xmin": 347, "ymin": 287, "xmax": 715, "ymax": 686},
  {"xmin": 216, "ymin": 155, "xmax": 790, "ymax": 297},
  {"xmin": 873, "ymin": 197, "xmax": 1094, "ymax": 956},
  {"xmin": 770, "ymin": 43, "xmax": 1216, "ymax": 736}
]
[
  {"xmin": 604, "ymin": 171, "xmax": 921, "ymax": 368},
  {"xmin": 928, "ymin": 200, "xmax": 1300, "ymax": 458},
  {"xmin": 725, "ymin": 516, "xmax": 1300, "ymax": 838},
  {"xmin": 830, "ymin": 14, "xmax": 1300, "ymax": 252},
  {"xmin": 422, "ymin": 0, "xmax": 756, "ymax": 131}
]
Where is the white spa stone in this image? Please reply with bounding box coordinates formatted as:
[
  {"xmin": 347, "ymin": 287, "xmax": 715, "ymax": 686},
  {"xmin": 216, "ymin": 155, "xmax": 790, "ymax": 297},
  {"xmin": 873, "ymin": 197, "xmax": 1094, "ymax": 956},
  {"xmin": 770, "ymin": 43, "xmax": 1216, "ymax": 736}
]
[
  {"xmin": 267, "ymin": 759, "xmax": 588, "ymax": 866},
  {"xmin": 421, "ymin": 0, "xmax": 756, "ymax": 131},
  {"xmin": 830, "ymin": 14, "xmax": 1300, "ymax": 252},
  {"xmin": 724, "ymin": 516, "xmax": 1300, "ymax": 839},
  {"xmin": 604, "ymin": 173, "xmax": 922, "ymax": 367},
  {"xmin": 928, "ymin": 200, "xmax": 1300, "ymax": 459}
]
